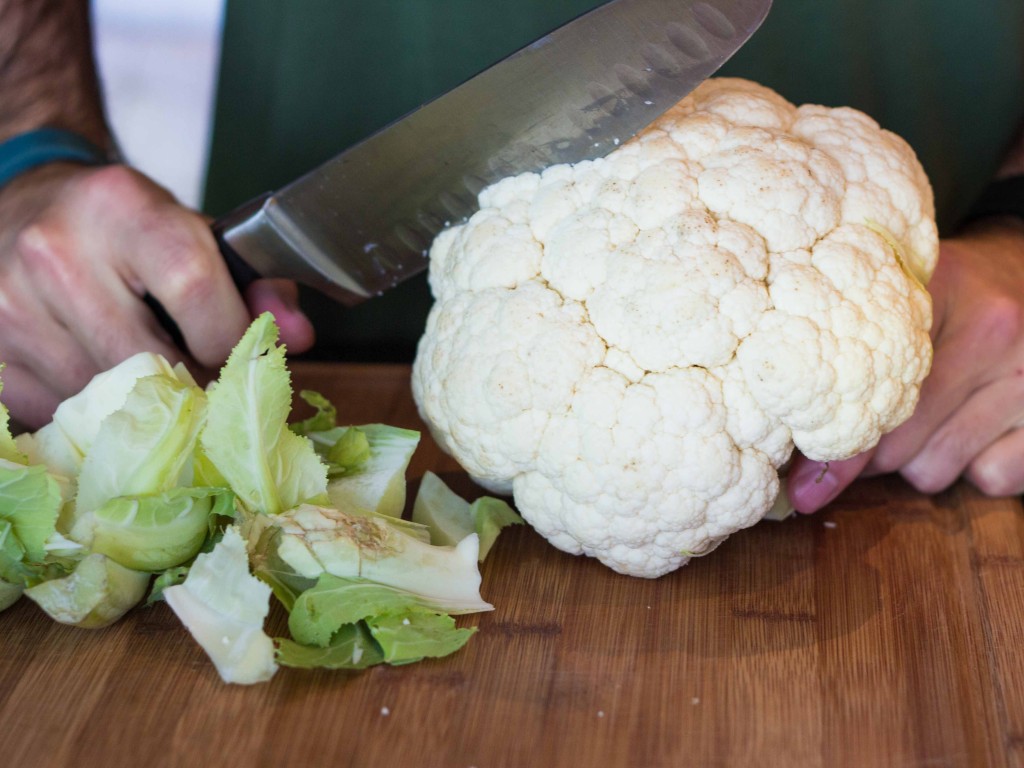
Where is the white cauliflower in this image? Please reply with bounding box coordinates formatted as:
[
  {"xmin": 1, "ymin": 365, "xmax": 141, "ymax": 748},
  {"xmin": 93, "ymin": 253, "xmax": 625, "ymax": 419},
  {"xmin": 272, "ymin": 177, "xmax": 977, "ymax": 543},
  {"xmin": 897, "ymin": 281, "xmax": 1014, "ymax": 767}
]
[{"xmin": 412, "ymin": 78, "xmax": 937, "ymax": 578}]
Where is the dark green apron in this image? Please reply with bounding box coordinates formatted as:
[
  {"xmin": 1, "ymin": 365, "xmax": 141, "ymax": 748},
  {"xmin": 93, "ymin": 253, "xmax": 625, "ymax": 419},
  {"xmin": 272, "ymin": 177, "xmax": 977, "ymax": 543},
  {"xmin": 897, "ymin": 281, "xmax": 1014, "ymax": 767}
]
[{"xmin": 204, "ymin": 0, "xmax": 1024, "ymax": 360}]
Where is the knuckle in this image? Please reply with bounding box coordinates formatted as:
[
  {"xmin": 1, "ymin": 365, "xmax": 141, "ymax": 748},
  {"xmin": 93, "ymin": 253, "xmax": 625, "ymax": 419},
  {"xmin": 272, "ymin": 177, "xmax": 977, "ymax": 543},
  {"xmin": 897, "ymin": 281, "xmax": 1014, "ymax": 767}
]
[
  {"xmin": 166, "ymin": 258, "xmax": 218, "ymax": 306},
  {"xmin": 0, "ymin": 286, "xmax": 25, "ymax": 330},
  {"xmin": 14, "ymin": 224, "xmax": 75, "ymax": 286},
  {"xmin": 138, "ymin": 219, "xmax": 217, "ymax": 297},
  {"xmin": 76, "ymin": 164, "xmax": 154, "ymax": 208}
]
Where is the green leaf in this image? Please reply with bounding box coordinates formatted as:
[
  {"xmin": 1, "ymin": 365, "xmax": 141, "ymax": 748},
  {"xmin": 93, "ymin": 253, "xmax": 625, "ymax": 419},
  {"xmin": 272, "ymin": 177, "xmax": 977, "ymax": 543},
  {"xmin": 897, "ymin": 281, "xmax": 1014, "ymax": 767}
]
[
  {"xmin": 0, "ymin": 458, "xmax": 62, "ymax": 562},
  {"xmin": 192, "ymin": 443, "xmax": 229, "ymax": 489},
  {"xmin": 290, "ymin": 390, "xmax": 337, "ymax": 435},
  {"xmin": 208, "ymin": 489, "xmax": 238, "ymax": 523},
  {"xmin": 276, "ymin": 622, "xmax": 385, "ymax": 670},
  {"xmin": 412, "ymin": 471, "xmax": 523, "ymax": 560},
  {"xmin": 201, "ymin": 313, "xmax": 327, "ymax": 515},
  {"xmin": 74, "ymin": 374, "xmax": 207, "ymax": 518},
  {"xmin": 287, "ymin": 575, "xmax": 475, "ymax": 665},
  {"xmin": 0, "ymin": 372, "xmax": 26, "ymax": 464},
  {"xmin": 288, "ymin": 574, "xmax": 431, "ymax": 647},
  {"xmin": 367, "ymin": 610, "xmax": 476, "ymax": 664},
  {"xmin": 411, "ymin": 471, "xmax": 471, "ymax": 546},
  {"xmin": 146, "ymin": 565, "xmax": 190, "ymax": 606},
  {"xmin": 45, "ymin": 352, "xmax": 183, "ymax": 474},
  {"xmin": 303, "ymin": 425, "xmax": 373, "ymax": 477},
  {"xmin": 272, "ymin": 504, "xmax": 492, "ymax": 614},
  {"xmin": 24, "ymin": 553, "xmax": 151, "ymax": 628},
  {"xmin": 326, "ymin": 428, "xmax": 371, "ymax": 473},
  {"xmin": 0, "ymin": 577, "xmax": 22, "ymax": 611},
  {"xmin": 14, "ymin": 423, "xmax": 80, "ymax": 481},
  {"xmin": 470, "ymin": 495, "xmax": 524, "ymax": 561},
  {"xmin": 0, "ymin": 524, "xmax": 74, "ymax": 589},
  {"xmin": 165, "ymin": 526, "xmax": 270, "ymax": 626},
  {"xmin": 86, "ymin": 487, "xmax": 231, "ymax": 572},
  {"xmin": 250, "ymin": 527, "xmax": 317, "ymax": 612},
  {"xmin": 162, "ymin": 527, "xmax": 277, "ymax": 684},
  {"xmin": 324, "ymin": 424, "xmax": 420, "ymax": 517},
  {"xmin": 0, "ymin": 520, "xmax": 26, "ymax": 583}
]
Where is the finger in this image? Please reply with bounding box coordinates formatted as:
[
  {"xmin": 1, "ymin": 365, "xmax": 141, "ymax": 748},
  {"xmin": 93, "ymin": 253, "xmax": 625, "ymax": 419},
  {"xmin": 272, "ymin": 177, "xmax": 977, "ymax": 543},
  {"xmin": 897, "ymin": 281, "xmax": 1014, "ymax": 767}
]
[
  {"xmin": 787, "ymin": 449, "xmax": 875, "ymax": 514},
  {"xmin": 0, "ymin": 253, "xmax": 107, "ymax": 401},
  {"xmin": 54, "ymin": 166, "xmax": 250, "ymax": 366},
  {"xmin": 123, "ymin": 205, "xmax": 250, "ymax": 366},
  {"xmin": 52, "ymin": 280, "xmax": 185, "ymax": 371},
  {"xmin": 898, "ymin": 374, "xmax": 1024, "ymax": 493},
  {"xmin": 244, "ymin": 279, "xmax": 316, "ymax": 354},
  {"xmin": 0, "ymin": 361, "xmax": 63, "ymax": 431},
  {"xmin": 867, "ymin": 299, "xmax": 1016, "ymax": 474},
  {"xmin": 964, "ymin": 427, "xmax": 1024, "ymax": 497},
  {"xmin": 17, "ymin": 220, "xmax": 186, "ymax": 370}
]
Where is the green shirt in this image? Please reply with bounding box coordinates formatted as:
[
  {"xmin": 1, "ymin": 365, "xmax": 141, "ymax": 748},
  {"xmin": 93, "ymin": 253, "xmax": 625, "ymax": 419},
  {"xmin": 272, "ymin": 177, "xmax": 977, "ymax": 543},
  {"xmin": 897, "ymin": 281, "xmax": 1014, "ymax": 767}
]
[{"xmin": 204, "ymin": 0, "xmax": 1024, "ymax": 360}]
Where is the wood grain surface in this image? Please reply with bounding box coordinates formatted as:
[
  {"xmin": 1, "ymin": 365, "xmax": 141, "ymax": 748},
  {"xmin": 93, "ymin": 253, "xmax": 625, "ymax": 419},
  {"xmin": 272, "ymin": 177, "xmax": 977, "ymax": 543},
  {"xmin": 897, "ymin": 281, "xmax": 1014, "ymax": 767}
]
[{"xmin": 1, "ymin": 362, "xmax": 1022, "ymax": 768}]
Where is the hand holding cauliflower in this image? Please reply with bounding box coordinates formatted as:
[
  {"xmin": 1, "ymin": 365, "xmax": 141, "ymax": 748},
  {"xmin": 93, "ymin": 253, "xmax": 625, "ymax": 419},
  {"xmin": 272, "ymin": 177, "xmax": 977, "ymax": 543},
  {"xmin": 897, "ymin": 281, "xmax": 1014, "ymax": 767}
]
[{"xmin": 412, "ymin": 78, "xmax": 937, "ymax": 577}]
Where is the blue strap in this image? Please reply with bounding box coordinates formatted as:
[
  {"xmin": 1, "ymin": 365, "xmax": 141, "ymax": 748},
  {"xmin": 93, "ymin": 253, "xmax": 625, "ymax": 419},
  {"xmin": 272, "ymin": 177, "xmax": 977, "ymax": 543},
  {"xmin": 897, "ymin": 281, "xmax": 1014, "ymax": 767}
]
[{"xmin": 0, "ymin": 128, "xmax": 111, "ymax": 189}]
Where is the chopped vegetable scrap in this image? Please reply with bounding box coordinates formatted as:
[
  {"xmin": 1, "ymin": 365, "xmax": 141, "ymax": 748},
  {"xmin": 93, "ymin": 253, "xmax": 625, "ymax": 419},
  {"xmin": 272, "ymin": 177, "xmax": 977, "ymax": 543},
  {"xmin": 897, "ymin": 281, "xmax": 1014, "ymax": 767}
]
[{"xmin": 0, "ymin": 314, "xmax": 522, "ymax": 684}]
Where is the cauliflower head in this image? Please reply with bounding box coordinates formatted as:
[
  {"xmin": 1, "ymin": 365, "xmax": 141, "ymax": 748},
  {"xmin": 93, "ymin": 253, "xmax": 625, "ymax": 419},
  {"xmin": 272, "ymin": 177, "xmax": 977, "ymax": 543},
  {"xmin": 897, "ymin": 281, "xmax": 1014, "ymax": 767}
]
[{"xmin": 411, "ymin": 78, "xmax": 937, "ymax": 578}]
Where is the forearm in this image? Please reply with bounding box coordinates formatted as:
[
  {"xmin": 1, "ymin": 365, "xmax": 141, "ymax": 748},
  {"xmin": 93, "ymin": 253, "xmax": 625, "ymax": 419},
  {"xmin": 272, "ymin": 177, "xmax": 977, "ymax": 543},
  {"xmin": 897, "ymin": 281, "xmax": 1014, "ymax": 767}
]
[{"xmin": 0, "ymin": 0, "xmax": 111, "ymax": 150}]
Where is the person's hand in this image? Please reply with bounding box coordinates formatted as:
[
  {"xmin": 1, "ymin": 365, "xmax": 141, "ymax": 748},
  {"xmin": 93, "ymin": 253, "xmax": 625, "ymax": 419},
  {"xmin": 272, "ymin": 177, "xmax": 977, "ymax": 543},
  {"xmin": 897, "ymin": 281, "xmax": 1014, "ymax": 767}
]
[
  {"xmin": 0, "ymin": 162, "xmax": 315, "ymax": 429},
  {"xmin": 788, "ymin": 218, "xmax": 1024, "ymax": 512}
]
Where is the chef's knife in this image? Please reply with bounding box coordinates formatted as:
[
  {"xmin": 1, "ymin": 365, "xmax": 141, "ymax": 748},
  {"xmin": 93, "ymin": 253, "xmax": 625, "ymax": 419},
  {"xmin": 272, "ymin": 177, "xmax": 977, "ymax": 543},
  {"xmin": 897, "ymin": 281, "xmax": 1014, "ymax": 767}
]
[{"xmin": 210, "ymin": 0, "xmax": 772, "ymax": 307}]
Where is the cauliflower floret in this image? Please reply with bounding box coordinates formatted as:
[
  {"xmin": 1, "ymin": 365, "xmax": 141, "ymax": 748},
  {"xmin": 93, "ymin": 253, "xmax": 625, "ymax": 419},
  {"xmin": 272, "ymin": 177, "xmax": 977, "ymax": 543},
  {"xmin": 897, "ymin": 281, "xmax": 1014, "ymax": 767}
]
[
  {"xmin": 510, "ymin": 367, "xmax": 780, "ymax": 577},
  {"xmin": 738, "ymin": 225, "xmax": 932, "ymax": 459},
  {"xmin": 792, "ymin": 105, "xmax": 937, "ymax": 283},
  {"xmin": 412, "ymin": 78, "xmax": 937, "ymax": 577},
  {"xmin": 414, "ymin": 282, "xmax": 605, "ymax": 490}
]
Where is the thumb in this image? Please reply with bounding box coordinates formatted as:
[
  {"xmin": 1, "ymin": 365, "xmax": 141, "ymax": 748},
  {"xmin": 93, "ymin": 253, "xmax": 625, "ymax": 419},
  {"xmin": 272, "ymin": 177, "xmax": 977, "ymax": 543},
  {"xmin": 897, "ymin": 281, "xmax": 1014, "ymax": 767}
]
[{"xmin": 787, "ymin": 449, "xmax": 875, "ymax": 514}]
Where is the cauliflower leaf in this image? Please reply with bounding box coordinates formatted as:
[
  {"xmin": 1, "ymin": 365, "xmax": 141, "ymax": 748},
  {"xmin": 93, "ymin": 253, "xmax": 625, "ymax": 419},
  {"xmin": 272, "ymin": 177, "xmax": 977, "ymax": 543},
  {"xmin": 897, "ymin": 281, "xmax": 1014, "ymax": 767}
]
[
  {"xmin": 163, "ymin": 527, "xmax": 277, "ymax": 685},
  {"xmin": 201, "ymin": 313, "xmax": 328, "ymax": 516}
]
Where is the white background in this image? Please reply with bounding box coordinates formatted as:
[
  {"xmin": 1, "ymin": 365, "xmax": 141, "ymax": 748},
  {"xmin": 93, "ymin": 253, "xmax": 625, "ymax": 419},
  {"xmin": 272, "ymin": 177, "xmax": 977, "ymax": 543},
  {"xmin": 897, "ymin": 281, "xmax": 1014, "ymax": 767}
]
[{"xmin": 92, "ymin": 0, "xmax": 225, "ymax": 208}]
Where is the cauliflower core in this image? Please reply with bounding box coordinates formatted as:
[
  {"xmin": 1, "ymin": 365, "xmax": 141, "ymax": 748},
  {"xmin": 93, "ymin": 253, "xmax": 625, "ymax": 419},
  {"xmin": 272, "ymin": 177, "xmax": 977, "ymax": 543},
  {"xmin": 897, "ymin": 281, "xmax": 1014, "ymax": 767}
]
[{"xmin": 412, "ymin": 78, "xmax": 936, "ymax": 577}]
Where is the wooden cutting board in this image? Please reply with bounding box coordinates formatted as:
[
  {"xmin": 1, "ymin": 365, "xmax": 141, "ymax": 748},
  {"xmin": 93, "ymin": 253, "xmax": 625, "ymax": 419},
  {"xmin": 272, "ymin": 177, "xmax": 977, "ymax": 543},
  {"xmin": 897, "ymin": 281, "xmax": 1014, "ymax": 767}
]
[{"xmin": 1, "ymin": 362, "xmax": 1022, "ymax": 768}]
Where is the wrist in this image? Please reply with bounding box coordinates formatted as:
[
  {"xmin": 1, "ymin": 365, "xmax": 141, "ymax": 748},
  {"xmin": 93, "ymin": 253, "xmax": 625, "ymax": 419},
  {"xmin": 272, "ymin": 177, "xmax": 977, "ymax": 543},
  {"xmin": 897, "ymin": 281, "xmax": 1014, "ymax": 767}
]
[{"xmin": 0, "ymin": 127, "xmax": 114, "ymax": 192}]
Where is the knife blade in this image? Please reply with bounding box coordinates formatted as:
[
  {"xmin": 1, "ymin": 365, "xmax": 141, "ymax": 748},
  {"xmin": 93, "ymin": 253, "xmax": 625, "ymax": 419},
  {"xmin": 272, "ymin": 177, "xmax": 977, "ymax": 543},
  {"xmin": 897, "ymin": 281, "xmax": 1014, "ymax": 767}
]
[{"xmin": 212, "ymin": 0, "xmax": 772, "ymax": 306}]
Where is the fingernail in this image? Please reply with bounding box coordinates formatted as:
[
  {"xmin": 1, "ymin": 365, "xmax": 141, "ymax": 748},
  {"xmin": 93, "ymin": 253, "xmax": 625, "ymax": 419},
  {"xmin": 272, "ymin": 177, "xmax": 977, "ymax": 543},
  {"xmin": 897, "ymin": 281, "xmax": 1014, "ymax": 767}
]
[{"xmin": 789, "ymin": 462, "xmax": 840, "ymax": 514}]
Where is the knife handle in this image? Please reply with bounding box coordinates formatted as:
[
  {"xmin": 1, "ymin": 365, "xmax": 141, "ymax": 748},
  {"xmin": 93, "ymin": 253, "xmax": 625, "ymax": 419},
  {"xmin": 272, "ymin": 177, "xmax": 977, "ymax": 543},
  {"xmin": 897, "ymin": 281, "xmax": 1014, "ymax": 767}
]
[
  {"xmin": 143, "ymin": 204, "xmax": 264, "ymax": 353},
  {"xmin": 212, "ymin": 213, "xmax": 263, "ymax": 291}
]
